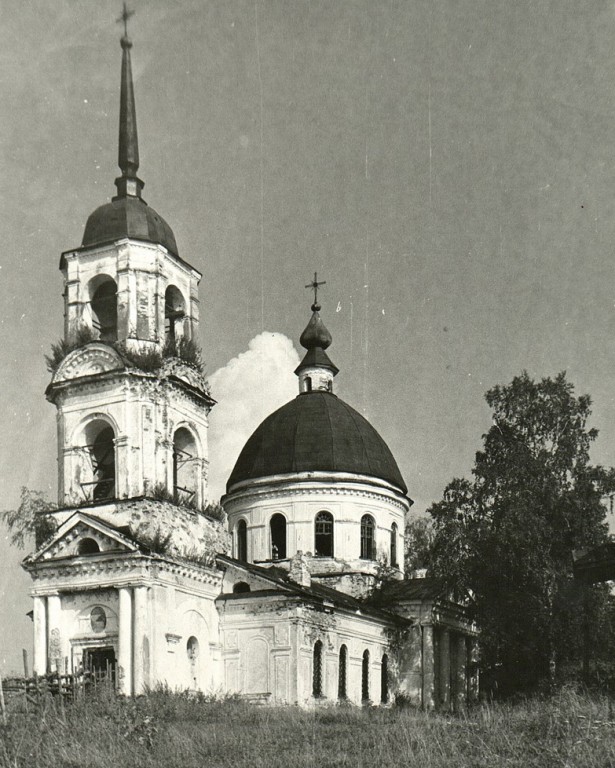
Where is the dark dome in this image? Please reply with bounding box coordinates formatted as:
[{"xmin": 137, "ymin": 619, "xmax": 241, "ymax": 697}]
[
  {"xmin": 82, "ymin": 196, "xmax": 178, "ymax": 257},
  {"xmin": 227, "ymin": 392, "xmax": 407, "ymax": 494}
]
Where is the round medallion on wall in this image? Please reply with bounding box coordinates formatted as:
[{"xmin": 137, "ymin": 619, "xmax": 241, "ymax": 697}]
[{"xmin": 90, "ymin": 606, "xmax": 107, "ymax": 632}]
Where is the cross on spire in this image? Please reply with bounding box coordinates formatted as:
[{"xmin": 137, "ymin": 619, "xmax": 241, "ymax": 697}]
[
  {"xmin": 305, "ymin": 272, "xmax": 326, "ymax": 310},
  {"xmin": 117, "ymin": 2, "xmax": 135, "ymax": 40}
]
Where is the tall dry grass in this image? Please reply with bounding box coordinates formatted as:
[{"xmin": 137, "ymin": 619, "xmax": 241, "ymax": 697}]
[{"xmin": 1, "ymin": 685, "xmax": 615, "ymax": 767}]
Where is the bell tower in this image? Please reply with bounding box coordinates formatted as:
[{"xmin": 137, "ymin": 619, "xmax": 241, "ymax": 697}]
[{"xmin": 46, "ymin": 17, "xmax": 214, "ymax": 518}]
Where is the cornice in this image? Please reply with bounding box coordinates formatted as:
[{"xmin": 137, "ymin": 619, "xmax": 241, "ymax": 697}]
[
  {"xmin": 60, "ymin": 238, "xmax": 201, "ymax": 282},
  {"xmin": 48, "ymin": 367, "xmax": 213, "ymax": 408},
  {"xmin": 223, "ymin": 477, "xmax": 409, "ymax": 513},
  {"xmin": 27, "ymin": 551, "xmax": 222, "ymax": 588}
]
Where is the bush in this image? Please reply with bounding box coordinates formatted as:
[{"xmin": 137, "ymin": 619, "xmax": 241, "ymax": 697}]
[
  {"xmin": 45, "ymin": 325, "xmax": 97, "ymax": 374},
  {"xmin": 120, "ymin": 344, "xmax": 163, "ymax": 372},
  {"xmin": 162, "ymin": 336, "xmax": 204, "ymax": 372}
]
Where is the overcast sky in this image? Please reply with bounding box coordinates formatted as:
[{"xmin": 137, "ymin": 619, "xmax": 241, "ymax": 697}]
[{"xmin": 3, "ymin": 0, "xmax": 615, "ymax": 671}]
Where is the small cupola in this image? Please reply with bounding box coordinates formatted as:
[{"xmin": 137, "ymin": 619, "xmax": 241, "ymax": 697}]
[{"xmin": 294, "ymin": 273, "xmax": 339, "ymax": 394}]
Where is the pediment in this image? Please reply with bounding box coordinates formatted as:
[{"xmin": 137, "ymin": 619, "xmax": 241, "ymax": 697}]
[
  {"xmin": 218, "ymin": 557, "xmax": 294, "ymax": 596},
  {"xmin": 26, "ymin": 512, "xmax": 139, "ymax": 564},
  {"xmin": 162, "ymin": 357, "xmax": 210, "ymax": 395},
  {"xmin": 53, "ymin": 343, "xmax": 125, "ymax": 384}
]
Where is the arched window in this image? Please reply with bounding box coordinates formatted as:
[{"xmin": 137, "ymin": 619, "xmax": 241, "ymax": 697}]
[
  {"xmin": 173, "ymin": 427, "xmax": 197, "ymax": 505},
  {"xmin": 78, "ymin": 538, "xmax": 100, "ymax": 555},
  {"xmin": 187, "ymin": 636, "xmax": 199, "ymax": 661},
  {"xmin": 270, "ymin": 514, "xmax": 286, "ymax": 560},
  {"xmin": 89, "ymin": 277, "xmax": 117, "ymax": 342},
  {"xmin": 315, "ymin": 511, "xmax": 334, "ymax": 557},
  {"xmin": 362, "ymin": 649, "xmax": 370, "ymax": 702},
  {"xmin": 338, "ymin": 644, "xmax": 348, "ymax": 700},
  {"xmin": 233, "ymin": 582, "xmax": 251, "ymax": 594},
  {"xmin": 313, "ymin": 640, "xmax": 323, "ymax": 698},
  {"xmin": 165, "ymin": 285, "xmax": 186, "ymax": 345},
  {"xmin": 390, "ymin": 523, "xmax": 398, "ymax": 568},
  {"xmin": 305, "ymin": 376, "xmax": 312, "ymax": 392},
  {"xmin": 381, "ymin": 653, "xmax": 389, "ymax": 703},
  {"xmin": 360, "ymin": 515, "xmax": 376, "ymax": 560},
  {"xmin": 236, "ymin": 519, "xmax": 248, "ymax": 562},
  {"xmin": 83, "ymin": 420, "xmax": 115, "ymax": 502}
]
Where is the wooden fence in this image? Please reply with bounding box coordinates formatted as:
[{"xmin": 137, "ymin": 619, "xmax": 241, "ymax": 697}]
[{"xmin": 0, "ymin": 667, "xmax": 115, "ymax": 713}]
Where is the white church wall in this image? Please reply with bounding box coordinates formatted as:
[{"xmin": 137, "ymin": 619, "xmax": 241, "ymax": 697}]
[{"xmin": 225, "ymin": 476, "xmax": 408, "ymax": 575}]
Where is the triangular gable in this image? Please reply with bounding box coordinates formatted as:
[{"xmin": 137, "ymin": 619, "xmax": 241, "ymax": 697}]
[
  {"xmin": 217, "ymin": 555, "xmax": 295, "ymax": 596},
  {"xmin": 25, "ymin": 512, "xmax": 140, "ymax": 565}
]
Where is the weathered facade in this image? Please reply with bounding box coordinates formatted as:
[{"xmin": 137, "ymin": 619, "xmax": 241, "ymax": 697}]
[{"xmin": 22, "ymin": 24, "xmax": 477, "ymax": 709}]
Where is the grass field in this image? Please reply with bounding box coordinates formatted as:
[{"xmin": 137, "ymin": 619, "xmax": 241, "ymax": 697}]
[{"xmin": 1, "ymin": 686, "xmax": 615, "ymax": 768}]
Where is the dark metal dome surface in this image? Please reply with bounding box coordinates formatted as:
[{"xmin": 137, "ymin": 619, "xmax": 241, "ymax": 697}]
[
  {"xmin": 227, "ymin": 391, "xmax": 407, "ymax": 494},
  {"xmin": 82, "ymin": 196, "xmax": 178, "ymax": 257}
]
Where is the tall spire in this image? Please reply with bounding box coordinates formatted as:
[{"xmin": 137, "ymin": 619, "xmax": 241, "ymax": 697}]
[{"xmin": 114, "ymin": 3, "xmax": 144, "ymax": 199}]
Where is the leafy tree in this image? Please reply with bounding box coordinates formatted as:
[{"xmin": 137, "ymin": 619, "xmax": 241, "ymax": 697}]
[
  {"xmin": 428, "ymin": 372, "xmax": 615, "ymax": 695},
  {"xmin": 1, "ymin": 487, "xmax": 57, "ymax": 549},
  {"xmin": 404, "ymin": 515, "xmax": 434, "ymax": 573}
]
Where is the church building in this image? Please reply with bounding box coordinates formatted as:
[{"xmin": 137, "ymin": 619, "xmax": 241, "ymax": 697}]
[{"xmin": 22, "ymin": 23, "xmax": 477, "ymax": 709}]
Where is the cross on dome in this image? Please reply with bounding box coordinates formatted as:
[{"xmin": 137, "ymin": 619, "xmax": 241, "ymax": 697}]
[
  {"xmin": 305, "ymin": 272, "xmax": 326, "ymax": 311},
  {"xmin": 117, "ymin": 2, "xmax": 135, "ymax": 42}
]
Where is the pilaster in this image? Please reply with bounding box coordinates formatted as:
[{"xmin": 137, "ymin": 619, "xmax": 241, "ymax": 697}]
[{"xmin": 118, "ymin": 586, "xmax": 133, "ymax": 695}]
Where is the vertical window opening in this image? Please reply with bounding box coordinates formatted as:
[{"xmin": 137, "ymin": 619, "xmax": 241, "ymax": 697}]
[
  {"xmin": 270, "ymin": 514, "xmax": 286, "ymax": 560},
  {"xmin": 237, "ymin": 520, "xmax": 248, "ymax": 562},
  {"xmin": 90, "ymin": 278, "xmax": 118, "ymax": 342},
  {"xmin": 165, "ymin": 285, "xmax": 186, "ymax": 345},
  {"xmin": 362, "ymin": 649, "xmax": 370, "ymax": 702},
  {"xmin": 391, "ymin": 523, "xmax": 398, "ymax": 568},
  {"xmin": 381, "ymin": 653, "xmax": 389, "ymax": 703},
  {"xmin": 305, "ymin": 376, "xmax": 312, "ymax": 392},
  {"xmin": 315, "ymin": 511, "xmax": 334, "ymax": 557},
  {"xmin": 313, "ymin": 640, "xmax": 323, "ymax": 698},
  {"xmin": 360, "ymin": 515, "xmax": 376, "ymax": 560},
  {"xmin": 173, "ymin": 427, "xmax": 197, "ymax": 505},
  {"xmin": 83, "ymin": 421, "xmax": 115, "ymax": 502},
  {"xmin": 338, "ymin": 644, "xmax": 348, "ymax": 700}
]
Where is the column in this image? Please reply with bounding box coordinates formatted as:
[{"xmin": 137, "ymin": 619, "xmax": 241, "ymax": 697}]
[
  {"xmin": 47, "ymin": 594, "xmax": 62, "ymax": 673},
  {"xmin": 33, "ymin": 596, "xmax": 47, "ymax": 675},
  {"xmin": 453, "ymin": 634, "xmax": 468, "ymax": 712},
  {"xmin": 118, "ymin": 587, "xmax": 133, "ymax": 695},
  {"xmin": 438, "ymin": 627, "xmax": 451, "ymax": 710},
  {"xmin": 468, "ymin": 638, "xmax": 479, "ymax": 703},
  {"xmin": 114, "ymin": 435, "xmax": 130, "ymax": 499},
  {"xmin": 421, "ymin": 624, "xmax": 435, "ymax": 710},
  {"xmin": 133, "ymin": 586, "xmax": 149, "ymax": 694}
]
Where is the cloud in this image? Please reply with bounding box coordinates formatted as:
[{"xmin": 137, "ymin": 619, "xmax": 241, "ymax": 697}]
[{"xmin": 207, "ymin": 332, "xmax": 300, "ymax": 501}]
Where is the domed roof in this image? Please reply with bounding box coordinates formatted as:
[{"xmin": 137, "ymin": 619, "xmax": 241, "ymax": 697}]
[
  {"xmin": 227, "ymin": 391, "xmax": 407, "ymax": 494},
  {"xmin": 82, "ymin": 197, "xmax": 178, "ymax": 257}
]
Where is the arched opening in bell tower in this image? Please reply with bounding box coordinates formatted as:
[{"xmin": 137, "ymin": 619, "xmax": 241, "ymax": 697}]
[
  {"xmin": 89, "ymin": 276, "xmax": 118, "ymax": 343},
  {"xmin": 173, "ymin": 427, "xmax": 198, "ymax": 506},
  {"xmin": 165, "ymin": 285, "xmax": 186, "ymax": 344},
  {"xmin": 83, "ymin": 420, "xmax": 116, "ymax": 502}
]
